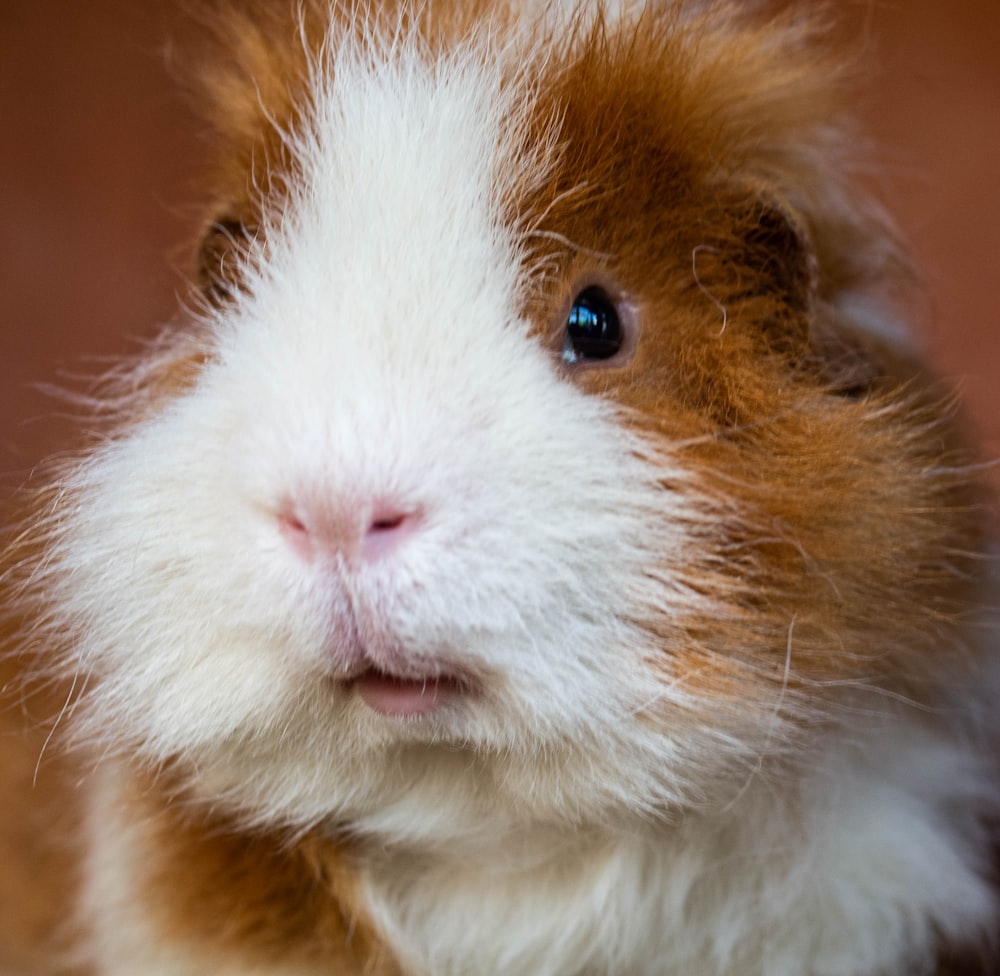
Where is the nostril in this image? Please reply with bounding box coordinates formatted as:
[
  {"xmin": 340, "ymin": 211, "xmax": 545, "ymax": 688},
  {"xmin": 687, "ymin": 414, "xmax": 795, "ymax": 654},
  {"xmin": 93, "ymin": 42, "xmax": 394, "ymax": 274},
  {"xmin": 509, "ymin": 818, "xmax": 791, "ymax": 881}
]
[
  {"xmin": 277, "ymin": 505, "xmax": 315, "ymax": 560},
  {"xmin": 281, "ymin": 512, "xmax": 309, "ymax": 534},
  {"xmin": 363, "ymin": 504, "xmax": 421, "ymax": 559},
  {"xmin": 371, "ymin": 513, "xmax": 406, "ymax": 532}
]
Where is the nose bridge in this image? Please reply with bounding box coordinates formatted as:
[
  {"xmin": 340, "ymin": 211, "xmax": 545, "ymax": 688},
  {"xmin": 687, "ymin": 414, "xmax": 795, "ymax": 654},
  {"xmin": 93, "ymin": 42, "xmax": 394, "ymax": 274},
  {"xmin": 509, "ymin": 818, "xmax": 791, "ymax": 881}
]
[
  {"xmin": 263, "ymin": 197, "xmax": 510, "ymax": 419},
  {"xmin": 314, "ymin": 212, "xmax": 515, "ymax": 383},
  {"xmin": 282, "ymin": 259, "xmax": 521, "ymax": 452},
  {"xmin": 269, "ymin": 350, "xmax": 466, "ymax": 567}
]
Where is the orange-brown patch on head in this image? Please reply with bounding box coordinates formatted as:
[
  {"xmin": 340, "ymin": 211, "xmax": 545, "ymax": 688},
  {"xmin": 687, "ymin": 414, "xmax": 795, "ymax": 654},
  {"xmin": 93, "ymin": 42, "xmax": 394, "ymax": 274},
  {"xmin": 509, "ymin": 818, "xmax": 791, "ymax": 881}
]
[
  {"xmin": 125, "ymin": 769, "xmax": 398, "ymax": 973},
  {"xmin": 513, "ymin": 5, "xmax": 992, "ymax": 712},
  {"xmin": 516, "ymin": 7, "xmax": 876, "ymax": 401}
]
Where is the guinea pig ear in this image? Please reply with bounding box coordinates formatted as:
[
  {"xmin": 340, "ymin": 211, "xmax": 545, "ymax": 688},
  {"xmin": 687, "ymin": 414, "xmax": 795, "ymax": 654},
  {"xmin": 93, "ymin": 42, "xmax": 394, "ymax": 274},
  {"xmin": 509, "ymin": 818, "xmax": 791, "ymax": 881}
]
[
  {"xmin": 195, "ymin": 212, "xmax": 257, "ymax": 305},
  {"xmin": 725, "ymin": 188, "xmax": 881, "ymax": 397},
  {"xmin": 736, "ymin": 193, "xmax": 817, "ymax": 316},
  {"xmin": 724, "ymin": 187, "xmax": 818, "ymax": 328}
]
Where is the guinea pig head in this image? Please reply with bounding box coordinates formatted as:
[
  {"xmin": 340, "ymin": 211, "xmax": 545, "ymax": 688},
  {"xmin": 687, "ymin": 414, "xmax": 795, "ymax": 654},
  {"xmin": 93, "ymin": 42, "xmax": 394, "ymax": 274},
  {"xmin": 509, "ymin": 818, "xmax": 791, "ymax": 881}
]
[{"xmin": 26, "ymin": 3, "xmax": 989, "ymax": 839}]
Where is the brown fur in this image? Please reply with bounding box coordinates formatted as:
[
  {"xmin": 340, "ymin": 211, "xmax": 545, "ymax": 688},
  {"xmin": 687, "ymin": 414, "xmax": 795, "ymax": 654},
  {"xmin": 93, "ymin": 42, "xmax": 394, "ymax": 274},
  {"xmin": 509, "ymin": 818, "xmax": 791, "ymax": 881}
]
[
  {"xmin": 0, "ymin": 609, "xmax": 82, "ymax": 973},
  {"xmin": 123, "ymin": 771, "xmax": 397, "ymax": 974}
]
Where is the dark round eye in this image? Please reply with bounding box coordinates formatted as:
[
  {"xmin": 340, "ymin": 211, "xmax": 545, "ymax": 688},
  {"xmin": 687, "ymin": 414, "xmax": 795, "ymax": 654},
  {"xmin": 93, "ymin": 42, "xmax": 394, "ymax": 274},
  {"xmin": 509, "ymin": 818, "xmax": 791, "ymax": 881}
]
[{"xmin": 562, "ymin": 287, "xmax": 623, "ymax": 364}]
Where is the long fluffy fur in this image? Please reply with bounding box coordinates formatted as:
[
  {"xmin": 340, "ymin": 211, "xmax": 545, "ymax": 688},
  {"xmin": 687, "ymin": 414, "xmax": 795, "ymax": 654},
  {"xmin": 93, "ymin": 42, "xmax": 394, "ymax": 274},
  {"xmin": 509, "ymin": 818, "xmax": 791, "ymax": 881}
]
[{"xmin": 2, "ymin": 2, "xmax": 999, "ymax": 974}]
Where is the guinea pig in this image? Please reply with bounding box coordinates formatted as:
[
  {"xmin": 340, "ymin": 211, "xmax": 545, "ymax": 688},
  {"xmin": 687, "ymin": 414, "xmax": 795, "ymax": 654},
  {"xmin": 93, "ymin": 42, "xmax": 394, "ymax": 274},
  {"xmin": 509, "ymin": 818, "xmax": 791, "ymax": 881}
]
[{"xmin": 2, "ymin": 1, "xmax": 999, "ymax": 974}]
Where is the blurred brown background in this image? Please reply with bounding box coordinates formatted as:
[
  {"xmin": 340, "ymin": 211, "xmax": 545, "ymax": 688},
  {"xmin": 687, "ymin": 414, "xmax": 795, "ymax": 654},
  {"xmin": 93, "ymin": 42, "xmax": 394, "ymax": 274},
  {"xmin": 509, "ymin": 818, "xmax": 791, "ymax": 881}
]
[{"xmin": 1, "ymin": 0, "xmax": 998, "ymax": 487}]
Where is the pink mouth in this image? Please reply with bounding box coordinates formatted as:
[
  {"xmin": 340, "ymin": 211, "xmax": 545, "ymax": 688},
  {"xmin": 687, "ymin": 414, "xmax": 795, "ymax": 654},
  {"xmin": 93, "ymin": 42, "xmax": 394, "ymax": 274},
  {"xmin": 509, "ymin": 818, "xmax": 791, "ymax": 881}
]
[{"xmin": 350, "ymin": 669, "xmax": 464, "ymax": 718}]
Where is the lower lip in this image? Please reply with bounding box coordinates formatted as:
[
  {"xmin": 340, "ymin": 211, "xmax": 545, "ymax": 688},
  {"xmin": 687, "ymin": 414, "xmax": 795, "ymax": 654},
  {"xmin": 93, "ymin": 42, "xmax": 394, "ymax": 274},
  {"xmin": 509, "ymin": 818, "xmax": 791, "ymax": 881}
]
[{"xmin": 351, "ymin": 671, "xmax": 463, "ymax": 718}]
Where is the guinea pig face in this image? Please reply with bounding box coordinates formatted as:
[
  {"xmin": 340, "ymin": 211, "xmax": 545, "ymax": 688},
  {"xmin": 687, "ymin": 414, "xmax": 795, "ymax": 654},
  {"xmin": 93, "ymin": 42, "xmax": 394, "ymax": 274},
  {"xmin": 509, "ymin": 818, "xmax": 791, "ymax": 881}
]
[
  {"xmin": 38, "ymin": 6, "xmax": 974, "ymax": 838},
  {"xmin": 52, "ymin": 44, "xmax": 719, "ymax": 832}
]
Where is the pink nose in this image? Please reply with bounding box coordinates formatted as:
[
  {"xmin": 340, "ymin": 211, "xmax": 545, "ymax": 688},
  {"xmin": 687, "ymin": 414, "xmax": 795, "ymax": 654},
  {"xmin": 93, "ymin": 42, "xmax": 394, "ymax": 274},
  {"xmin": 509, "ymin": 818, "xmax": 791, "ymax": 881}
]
[{"xmin": 278, "ymin": 497, "xmax": 422, "ymax": 563}]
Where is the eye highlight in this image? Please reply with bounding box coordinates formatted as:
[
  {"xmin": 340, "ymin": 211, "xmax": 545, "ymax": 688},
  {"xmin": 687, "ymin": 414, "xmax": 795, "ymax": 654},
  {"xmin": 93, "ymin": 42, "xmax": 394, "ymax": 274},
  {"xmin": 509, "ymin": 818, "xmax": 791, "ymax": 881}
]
[{"xmin": 562, "ymin": 286, "xmax": 624, "ymax": 365}]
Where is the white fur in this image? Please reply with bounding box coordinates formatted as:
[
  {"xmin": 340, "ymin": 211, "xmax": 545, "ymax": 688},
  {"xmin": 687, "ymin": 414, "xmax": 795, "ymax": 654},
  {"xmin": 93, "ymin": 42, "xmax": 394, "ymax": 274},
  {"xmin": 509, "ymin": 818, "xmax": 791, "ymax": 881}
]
[
  {"xmin": 360, "ymin": 716, "xmax": 999, "ymax": 976},
  {"xmin": 31, "ymin": 7, "xmax": 1000, "ymax": 975}
]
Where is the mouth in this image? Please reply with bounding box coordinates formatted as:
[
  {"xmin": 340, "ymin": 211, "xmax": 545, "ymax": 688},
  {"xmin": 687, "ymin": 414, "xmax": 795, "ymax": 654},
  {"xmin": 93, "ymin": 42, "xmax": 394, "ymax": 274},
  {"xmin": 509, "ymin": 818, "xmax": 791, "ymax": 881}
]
[{"xmin": 347, "ymin": 667, "xmax": 468, "ymax": 718}]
